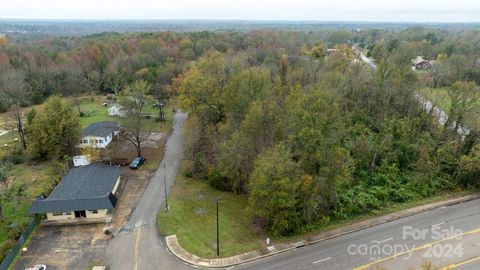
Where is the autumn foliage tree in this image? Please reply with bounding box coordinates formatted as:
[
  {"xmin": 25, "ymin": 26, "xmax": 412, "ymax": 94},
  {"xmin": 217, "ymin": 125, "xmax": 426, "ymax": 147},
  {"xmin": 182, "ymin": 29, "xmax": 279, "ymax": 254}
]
[
  {"xmin": 26, "ymin": 96, "xmax": 80, "ymax": 160},
  {"xmin": 250, "ymin": 144, "xmax": 300, "ymax": 235}
]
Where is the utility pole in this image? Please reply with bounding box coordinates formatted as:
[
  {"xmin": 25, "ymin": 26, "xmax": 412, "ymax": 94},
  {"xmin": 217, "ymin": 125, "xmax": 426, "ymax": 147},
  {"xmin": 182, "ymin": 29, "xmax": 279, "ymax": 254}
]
[
  {"xmin": 164, "ymin": 163, "xmax": 169, "ymax": 211},
  {"xmin": 216, "ymin": 197, "xmax": 220, "ymax": 256}
]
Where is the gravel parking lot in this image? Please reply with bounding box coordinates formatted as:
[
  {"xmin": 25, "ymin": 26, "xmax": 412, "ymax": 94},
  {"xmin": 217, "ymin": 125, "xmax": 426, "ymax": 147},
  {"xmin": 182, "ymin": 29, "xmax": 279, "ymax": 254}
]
[{"xmin": 13, "ymin": 225, "xmax": 106, "ymax": 270}]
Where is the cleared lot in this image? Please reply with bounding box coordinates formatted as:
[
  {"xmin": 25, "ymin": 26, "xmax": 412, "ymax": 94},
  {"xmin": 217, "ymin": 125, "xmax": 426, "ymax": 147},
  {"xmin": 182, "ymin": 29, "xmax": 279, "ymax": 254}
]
[{"xmin": 13, "ymin": 225, "xmax": 106, "ymax": 270}]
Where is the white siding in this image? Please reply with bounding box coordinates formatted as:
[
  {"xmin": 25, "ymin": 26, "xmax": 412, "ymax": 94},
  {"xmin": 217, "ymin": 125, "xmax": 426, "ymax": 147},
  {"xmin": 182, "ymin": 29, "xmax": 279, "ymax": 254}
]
[
  {"xmin": 112, "ymin": 176, "xmax": 121, "ymax": 195},
  {"xmin": 78, "ymin": 135, "xmax": 112, "ymax": 149}
]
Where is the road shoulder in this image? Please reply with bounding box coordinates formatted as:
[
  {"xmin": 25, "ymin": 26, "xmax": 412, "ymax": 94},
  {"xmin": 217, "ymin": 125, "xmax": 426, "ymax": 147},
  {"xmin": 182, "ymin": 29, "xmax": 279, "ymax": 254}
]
[{"xmin": 165, "ymin": 193, "xmax": 480, "ymax": 268}]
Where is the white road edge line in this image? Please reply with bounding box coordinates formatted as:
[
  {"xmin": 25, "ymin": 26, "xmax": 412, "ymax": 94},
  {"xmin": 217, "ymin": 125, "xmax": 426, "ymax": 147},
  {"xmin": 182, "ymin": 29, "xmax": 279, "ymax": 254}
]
[
  {"xmin": 372, "ymin": 237, "xmax": 394, "ymax": 244},
  {"xmin": 432, "ymin": 222, "xmax": 446, "ymax": 227},
  {"xmin": 313, "ymin": 257, "xmax": 332, "ymax": 264}
]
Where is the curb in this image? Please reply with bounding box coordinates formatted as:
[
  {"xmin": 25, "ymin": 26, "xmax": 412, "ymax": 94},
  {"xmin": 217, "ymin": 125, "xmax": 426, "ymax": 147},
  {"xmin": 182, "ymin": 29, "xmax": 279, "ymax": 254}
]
[{"xmin": 165, "ymin": 193, "xmax": 480, "ymax": 268}]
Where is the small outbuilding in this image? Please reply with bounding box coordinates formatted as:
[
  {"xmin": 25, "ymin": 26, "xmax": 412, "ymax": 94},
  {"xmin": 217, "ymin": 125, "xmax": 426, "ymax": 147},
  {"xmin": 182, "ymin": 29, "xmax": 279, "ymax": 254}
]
[
  {"xmin": 108, "ymin": 103, "xmax": 125, "ymax": 117},
  {"xmin": 29, "ymin": 164, "xmax": 121, "ymax": 224}
]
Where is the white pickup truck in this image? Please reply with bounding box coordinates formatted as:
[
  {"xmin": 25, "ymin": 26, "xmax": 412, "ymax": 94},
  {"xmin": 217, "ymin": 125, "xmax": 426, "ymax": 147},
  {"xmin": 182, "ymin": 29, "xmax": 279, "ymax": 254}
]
[{"xmin": 25, "ymin": 265, "xmax": 47, "ymax": 270}]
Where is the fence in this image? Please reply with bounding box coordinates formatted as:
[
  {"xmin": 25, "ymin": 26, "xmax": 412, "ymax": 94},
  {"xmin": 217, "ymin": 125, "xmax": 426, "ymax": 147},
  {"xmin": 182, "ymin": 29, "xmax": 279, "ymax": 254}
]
[{"xmin": 0, "ymin": 218, "xmax": 37, "ymax": 270}]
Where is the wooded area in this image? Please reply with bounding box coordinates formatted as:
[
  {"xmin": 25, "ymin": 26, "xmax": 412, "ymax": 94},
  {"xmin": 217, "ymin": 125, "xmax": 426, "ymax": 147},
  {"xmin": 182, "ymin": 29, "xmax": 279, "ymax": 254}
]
[{"xmin": 1, "ymin": 27, "xmax": 480, "ymax": 239}]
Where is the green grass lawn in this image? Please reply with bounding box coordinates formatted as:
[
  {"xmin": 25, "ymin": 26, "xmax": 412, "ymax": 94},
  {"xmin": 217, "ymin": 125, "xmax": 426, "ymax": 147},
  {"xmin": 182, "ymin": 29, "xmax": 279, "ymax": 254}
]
[
  {"xmin": 0, "ymin": 162, "xmax": 54, "ymax": 243},
  {"xmin": 419, "ymin": 87, "xmax": 480, "ymax": 128},
  {"xmin": 76, "ymin": 97, "xmax": 174, "ymax": 132},
  {"xmin": 157, "ymin": 175, "xmax": 263, "ymax": 258},
  {"xmin": 418, "ymin": 87, "xmax": 450, "ymax": 112},
  {"xmin": 0, "ymin": 131, "xmax": 21, "ymax": 147}
]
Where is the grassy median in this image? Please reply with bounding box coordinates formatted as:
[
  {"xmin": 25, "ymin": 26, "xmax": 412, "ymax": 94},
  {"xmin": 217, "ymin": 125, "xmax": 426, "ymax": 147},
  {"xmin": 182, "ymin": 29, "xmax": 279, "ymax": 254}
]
[{"xmin": 157, "ymin": 175, "xmax": 263, "ymax": 258}]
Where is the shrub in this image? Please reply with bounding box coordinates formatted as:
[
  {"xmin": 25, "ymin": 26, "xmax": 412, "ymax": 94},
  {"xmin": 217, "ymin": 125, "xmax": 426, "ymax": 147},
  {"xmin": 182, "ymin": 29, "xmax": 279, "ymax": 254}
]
[
  {"xmin": 207, "ymin": 168, "xmax": 230, "ymax": 191},
  {"xmin": 0, "ymin": 239, "xmax": 16, "ymax": 262},
  {"xmin": 7, "ymin": 222, "xmax": 27, "ymax": 240},
  {"xmin": 1, "ymin": 147, "xmax": 26, "ymax": 164},
  {"xmin": 31, "ymin": 90, "xmax": 44, "ymax": 105},
  {"xmin": 0, "ymin": 100, "xmax": 8, "ymax": 113}
]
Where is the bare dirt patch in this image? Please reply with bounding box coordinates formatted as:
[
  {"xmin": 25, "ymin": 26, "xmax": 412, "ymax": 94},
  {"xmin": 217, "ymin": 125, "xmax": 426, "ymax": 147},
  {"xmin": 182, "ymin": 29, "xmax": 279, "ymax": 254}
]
[{"xmin": 104, "ymin": 132, "xmax": 167, "ymax": 172}]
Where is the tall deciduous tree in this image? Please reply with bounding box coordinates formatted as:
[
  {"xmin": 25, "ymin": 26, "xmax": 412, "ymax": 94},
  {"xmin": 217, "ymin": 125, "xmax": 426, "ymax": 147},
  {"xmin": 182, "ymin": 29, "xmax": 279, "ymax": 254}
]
[
  {"xmin": 119, "ymin": 80, "xmax": 151, "ymax": 157},
  {"xmin": 445, "ymin": 81, "xmax": 480, "ymax": 134},
  {"xmin": 0, "ymin": 70, "xmax": 29, "ymax": 149},
  {"xmin": 26, "ymin": 96, "xmax": 80, "ymax": 160},
  {"xmin": 177, "ymin": 50, "xmax": 226, "ymax": 125}
]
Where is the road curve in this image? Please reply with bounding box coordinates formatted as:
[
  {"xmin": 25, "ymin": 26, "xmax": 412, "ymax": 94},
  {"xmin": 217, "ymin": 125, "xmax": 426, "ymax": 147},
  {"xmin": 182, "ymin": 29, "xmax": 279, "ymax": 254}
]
[{"xmin": 104, "ymin": 112, "xmax": 194, "ymax": 270}]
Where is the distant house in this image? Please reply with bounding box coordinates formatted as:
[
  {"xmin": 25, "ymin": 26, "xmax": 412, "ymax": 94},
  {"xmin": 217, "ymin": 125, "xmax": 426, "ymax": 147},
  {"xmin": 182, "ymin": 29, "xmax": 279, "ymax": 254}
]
[
  {"xmin": 327, "ymin": 48, "xmax": 339, "ymax": 56},
  {"xmin": 79, "ymin": 121, "xmax": 120, "ymax": 149},
  {"xmin": 29, "ymin": 164, "xmax": 121, "ymax": 224},
  {"xmin": 412, "ymin": 56, "xmax": 433, "ymax": 70},
  {"xmin": 108, "ymin": 103, "xmax": 125, "ymax": 117}
]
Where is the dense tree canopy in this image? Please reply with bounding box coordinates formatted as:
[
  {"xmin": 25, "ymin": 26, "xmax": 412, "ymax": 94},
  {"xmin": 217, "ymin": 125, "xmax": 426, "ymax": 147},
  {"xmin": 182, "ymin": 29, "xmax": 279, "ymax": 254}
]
[
  {"xmin": 1, "ymin": 26, "xmax": 480, "ymax": 236},
  {"xmin": 173, "ymin": 29, "xmax": 480, "ymax": 235}
]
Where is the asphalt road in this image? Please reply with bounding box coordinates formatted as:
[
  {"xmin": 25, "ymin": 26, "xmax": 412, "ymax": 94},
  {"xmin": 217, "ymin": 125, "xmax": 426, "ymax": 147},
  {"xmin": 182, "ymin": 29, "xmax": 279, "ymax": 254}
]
[
  {"xmin": 237, "ymin": 198, "xmax": 480, "ymax": 270},
  {"xmin": 104, "ymin": 112, "xmax": 192, "ymax": 270}
]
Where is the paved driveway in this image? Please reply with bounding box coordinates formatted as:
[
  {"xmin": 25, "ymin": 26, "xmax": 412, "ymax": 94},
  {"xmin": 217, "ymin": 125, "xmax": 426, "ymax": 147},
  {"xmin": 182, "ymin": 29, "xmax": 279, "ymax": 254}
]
[
  {"xmin": 14, "ymin": 225, "xmax": 106, "ymax": 270},
  {"xmin": 105, "ymin": 112, "xmax": 194, "ymax": 270}
]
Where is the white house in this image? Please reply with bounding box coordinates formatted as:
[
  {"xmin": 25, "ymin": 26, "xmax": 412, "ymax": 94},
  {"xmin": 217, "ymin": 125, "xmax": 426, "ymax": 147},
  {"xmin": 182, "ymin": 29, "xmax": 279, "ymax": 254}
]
[
  {"xmin": 79, "ymin": 121, "xmax": 121, "ymax": 149},
  {"xmin": 108, "ymin": 103, "xmax": 125, "ymax": 117}
]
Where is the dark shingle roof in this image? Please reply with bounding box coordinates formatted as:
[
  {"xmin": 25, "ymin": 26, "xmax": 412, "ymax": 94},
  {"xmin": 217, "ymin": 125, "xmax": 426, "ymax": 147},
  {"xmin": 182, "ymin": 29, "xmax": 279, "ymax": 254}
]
[
  {"xmin": 82, "ymin": 121, "xmax": 120, "ymax": 137},
  {"xmin": 29, "ymin": 164, "xmax": 120, "ymax": 214}
]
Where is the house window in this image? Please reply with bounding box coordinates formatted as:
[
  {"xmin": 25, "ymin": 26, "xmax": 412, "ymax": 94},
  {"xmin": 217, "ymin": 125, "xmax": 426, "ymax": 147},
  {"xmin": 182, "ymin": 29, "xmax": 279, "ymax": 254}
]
[
  {"xmin": 95, "ymin": 139, "xmax": 99, "ymax": 143},
  {"xmin": 99, "ymin": 139, "xmax": 104, "ymax": 143},
  {"xmin": 52, "ymin": 212, "xmax": 69, "ymax": 216},
  {"xmin": 89, "ymin": 210, "xmax": 99, "ymax": 214}
]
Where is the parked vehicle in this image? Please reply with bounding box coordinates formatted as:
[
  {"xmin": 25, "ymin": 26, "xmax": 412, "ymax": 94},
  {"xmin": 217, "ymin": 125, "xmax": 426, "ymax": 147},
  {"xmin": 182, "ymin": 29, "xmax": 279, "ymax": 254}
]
[
  {"xmin": 129, "ymin": 156, "xmax": 146, "ymax": 169},
  {"xmin": 25, "ymin": 265, "xmax": 47, "ymax": 270}
]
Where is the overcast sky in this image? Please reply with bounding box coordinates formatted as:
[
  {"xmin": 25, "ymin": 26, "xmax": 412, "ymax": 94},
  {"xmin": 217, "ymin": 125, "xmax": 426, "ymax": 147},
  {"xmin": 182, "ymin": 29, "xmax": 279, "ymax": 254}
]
[{"xmin": 1, "ymin": 0, "xmax": 479, "ymax": 22}]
